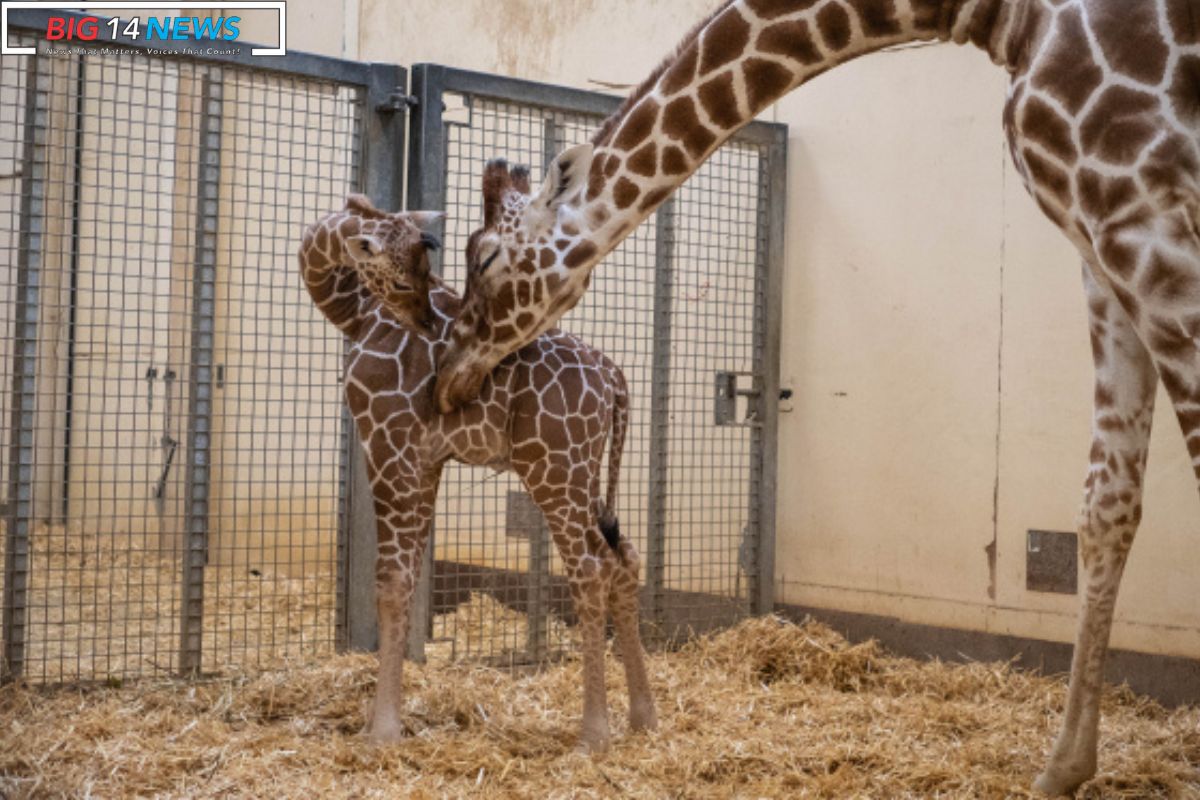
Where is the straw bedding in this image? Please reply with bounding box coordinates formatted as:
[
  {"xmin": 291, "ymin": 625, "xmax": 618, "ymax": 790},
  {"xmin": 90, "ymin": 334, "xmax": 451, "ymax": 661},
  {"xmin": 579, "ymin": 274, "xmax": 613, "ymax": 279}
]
[{"xmin": 3, "ymin": 614, "xmax": 1198, "ymax": 799}]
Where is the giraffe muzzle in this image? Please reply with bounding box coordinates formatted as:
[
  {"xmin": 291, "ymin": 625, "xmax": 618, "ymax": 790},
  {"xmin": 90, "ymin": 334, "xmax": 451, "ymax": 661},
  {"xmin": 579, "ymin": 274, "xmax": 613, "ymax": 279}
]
[{"xmin": 434, "ymin": 348, "xmax": 488, "ymax": 414}]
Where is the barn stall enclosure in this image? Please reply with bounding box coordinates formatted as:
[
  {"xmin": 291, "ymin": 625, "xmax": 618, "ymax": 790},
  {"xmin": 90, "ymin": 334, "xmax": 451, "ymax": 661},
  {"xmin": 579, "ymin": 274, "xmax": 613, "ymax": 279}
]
[{"xmin": 0, "ymin": 10, "xmax": 784, "ymax": 685}]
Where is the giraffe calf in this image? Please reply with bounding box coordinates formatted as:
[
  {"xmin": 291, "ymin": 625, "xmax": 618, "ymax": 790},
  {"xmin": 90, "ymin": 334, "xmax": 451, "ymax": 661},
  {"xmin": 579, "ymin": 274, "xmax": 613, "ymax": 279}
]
[{"xmin": 300, "ymin": 193, "xmax": 657, "ymax": 753}]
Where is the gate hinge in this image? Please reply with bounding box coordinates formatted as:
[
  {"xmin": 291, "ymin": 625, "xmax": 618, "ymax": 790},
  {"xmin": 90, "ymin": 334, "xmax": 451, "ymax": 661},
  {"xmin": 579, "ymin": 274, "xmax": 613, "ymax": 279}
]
[{"xmin": 376, "ymin": 90, "xmax": 418, "ymax": 114}]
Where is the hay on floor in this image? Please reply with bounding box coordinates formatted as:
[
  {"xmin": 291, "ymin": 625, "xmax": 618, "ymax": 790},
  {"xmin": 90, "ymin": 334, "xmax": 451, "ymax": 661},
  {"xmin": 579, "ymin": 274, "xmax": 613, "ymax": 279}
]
[{"xmin": 3, "ymin": 614, "xmax": 1198, "ymax": 799}]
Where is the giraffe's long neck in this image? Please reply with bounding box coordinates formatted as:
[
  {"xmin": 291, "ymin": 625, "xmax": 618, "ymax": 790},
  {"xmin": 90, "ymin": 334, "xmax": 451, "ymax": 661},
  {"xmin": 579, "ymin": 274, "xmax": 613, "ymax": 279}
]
[
  {"xmin": 300, "ymin": 217, "xmax": 375, "ymax": 339},
  {"xmin": 579, "ymin": 0, "xmax": 1028, "ymax": 245}
]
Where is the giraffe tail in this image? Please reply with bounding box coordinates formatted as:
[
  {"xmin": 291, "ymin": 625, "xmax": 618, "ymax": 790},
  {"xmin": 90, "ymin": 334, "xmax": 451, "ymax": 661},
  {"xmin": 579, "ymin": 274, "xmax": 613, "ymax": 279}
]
[{"xmin": 599, "ymin": 363, "xmax": 629, "ymax": 559}]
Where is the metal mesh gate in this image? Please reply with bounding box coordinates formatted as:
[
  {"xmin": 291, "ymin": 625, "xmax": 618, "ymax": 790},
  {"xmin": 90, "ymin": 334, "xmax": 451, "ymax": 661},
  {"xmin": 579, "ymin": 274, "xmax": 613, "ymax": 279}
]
[
  {"xmin": 2, "ymin": 21, "xmax": 783, "ymax": 684},
  {"xmin": 402, "ymin": 66, "xmax": 785, "ymax": 665},
  {"xmin": 0, "ymin": 15, "xmax": 393, "ymax": 683}
]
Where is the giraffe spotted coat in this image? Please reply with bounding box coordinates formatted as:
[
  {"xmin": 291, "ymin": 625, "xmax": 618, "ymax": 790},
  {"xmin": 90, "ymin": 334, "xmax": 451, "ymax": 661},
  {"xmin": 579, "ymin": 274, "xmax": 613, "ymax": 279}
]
[
  {"xmin": 430, "ymin": 0, "xmax": 1200, "ymax": 795},
  {"xmin": 299, "ymin": 194, "xmax": 657, "ymax": 753}
]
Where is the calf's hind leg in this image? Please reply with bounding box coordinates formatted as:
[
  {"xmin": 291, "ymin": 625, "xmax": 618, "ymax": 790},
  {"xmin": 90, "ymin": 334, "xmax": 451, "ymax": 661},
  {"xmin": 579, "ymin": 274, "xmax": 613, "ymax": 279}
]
[{"xmin": 607, "ymin": 538, "xmax": 657, "ymax": 732}]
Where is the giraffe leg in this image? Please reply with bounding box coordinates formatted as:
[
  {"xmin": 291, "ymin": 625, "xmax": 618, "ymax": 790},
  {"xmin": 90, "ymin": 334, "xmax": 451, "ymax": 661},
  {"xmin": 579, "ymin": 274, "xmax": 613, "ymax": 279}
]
[
  {"xmin": 529, "ymin": 489, "xmax": 613, "ymax": 754},
  {"xmin": 571, "ymin": 553, "xmax": 613, "ymax": 754},
  {"xmin": 1034, "ymin": 264, "xmax": 1158, "ymax": 795},
  {"xmin": 607, "ymin": 538, "xmax": 657, "ymax": 733},
  {"xmin": 363, "ymin": 471, "xmax": 439, "ymax": 744}
]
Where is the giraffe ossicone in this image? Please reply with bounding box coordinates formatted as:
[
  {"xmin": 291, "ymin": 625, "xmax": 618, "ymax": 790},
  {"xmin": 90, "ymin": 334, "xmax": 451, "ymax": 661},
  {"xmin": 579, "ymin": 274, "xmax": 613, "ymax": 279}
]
[
  {"xmin": 299, "ymin": 187, "xmax": 657, "ymax": 752},
  {"xmin": 432, "ymin": 0, "xmax": 1200, "ymax": 795}
]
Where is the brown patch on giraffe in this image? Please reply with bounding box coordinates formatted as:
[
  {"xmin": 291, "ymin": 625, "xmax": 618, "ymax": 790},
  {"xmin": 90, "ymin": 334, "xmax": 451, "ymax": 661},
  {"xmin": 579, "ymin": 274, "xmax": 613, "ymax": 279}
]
[
  {"xmin": 345, "ymin": 382, "xmax": 369, "ymax": 414},
  {"xmin": 1020, "ymin": 147, "xmax": 1072, "ymax": 208},
  {"xmin": 1020, "ymin": 96, "xmax": 1076, "ymax": 165},
  {"xmin": 639, "ymin": 187, "xmax": 672, "ymax": 214},
  {"xmin": 757, "ymin": 20, "xmax": 822, "ymax": 65},
  {"xmin": 698, "ymin": 72, "xmax": 742, "ymax": 129},
  {"xmin": 1139, "ymin": 252, "xmax": 1197, "ymax": 302},
  {"xmin": 613, "ymin": 177, "xmax": 641, "ymax": 210},
  {"xmin": 494, "ymin": 283, "xmax": 516, "ymax": 317},
  {"xmin": 661, "ymin": 42, "xmax": 699, "ymax": 95},
  {"xmin": 539, "ymin": 249, "xmax": 555, "ymax": 269},
  {"xmin": 1080, "ymin": 85, "xmax": 1160, "ymax": 165},
  {"xmin": 1170, "ymin": 56, "xmax": 1200, "ymax": 130},
  {"xmin": 589, "ymin": 206, "xmax": 610, "ymax": 227},
  {"xmin": 1090, "ymin": 1, "xmax": 1169, "ymax": 86},
  {"xmin": 699, "ymin": 5, "xmax": 751, "ymax": 75},
  {"xmin": 603, "ymin": 154, "xmax": 622, "ymax": 178},
  {"xmin": 1031, "ymin": 7, "xmax": 1104, "ymax": 116},
  {"xmin": 564, "ymin": 242, "xmax": 598, "ymax": 269},
  {"xmin": 743, "ymin": 58, "xmax": 795, "ymax": 114},
  {"xmin": 1146, "ymin": 314, "xmax": 1194, "ymax": 360},
  {"xmin": 1089, "ymin": 327, "xmax": 1107, "ymax": 364},
  {"xmin": 359, "ymin": 355, "xmax": 399, "ymax": 393},
  {"xmin": 1094, "ymin": 384, "xmax": 1115, "ymax": 409},
  {"xmin": 745, "ymin": 0, "xmax": 819, "ymax": 20},
  {"xmin": 1166, "ymin": 0, "xmax": 1199, "ymax": 45},
  {"xmin": 627, "ymin": 142, "xmax": 659, "ymax": 177},
  {"xmin": 586, "ymin": 156, "xmax": 606, "ymax": 202},
  {"xmin": 662, "ymin": 145, "xmax": 690, "ymax": 176},
  {"xmin": 847, "ymin": 0, "xmax": 901, "ymax": 37},
  {"xmin": 614, "ymin": 98, "xmax": 661, "ymax": 151},
  {"xmin": 816, "ymin": 3, "xmax": 852, "ymax": 51},
  {"xmin": 662, "ymin": 96, "xmax": 718, "ymax": 158},
  {"xmin": 1077, "ymin": 169, "xmax": 1139, "ymax": 221},
  {"xmin": 1141, "ymin": 134, "xmax": 1200, "ymax": 204}
]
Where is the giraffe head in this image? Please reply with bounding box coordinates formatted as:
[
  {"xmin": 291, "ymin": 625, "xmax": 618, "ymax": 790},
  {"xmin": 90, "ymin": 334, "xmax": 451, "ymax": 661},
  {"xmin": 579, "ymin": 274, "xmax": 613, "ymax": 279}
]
[
  {"xmin": 435, "ymin": 145, "xmax": 596, "ymax": 413},
  {"xmin": 303, "ymin": 194, "xmax": 445, "ymax": 338}
]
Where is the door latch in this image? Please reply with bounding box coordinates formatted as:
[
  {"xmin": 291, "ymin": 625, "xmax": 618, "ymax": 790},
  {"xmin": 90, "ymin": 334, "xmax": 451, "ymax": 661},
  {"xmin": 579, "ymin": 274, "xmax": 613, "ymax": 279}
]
[{"xmin": 714, "ymin": 371, "xmax": 761, "ymax": 427}]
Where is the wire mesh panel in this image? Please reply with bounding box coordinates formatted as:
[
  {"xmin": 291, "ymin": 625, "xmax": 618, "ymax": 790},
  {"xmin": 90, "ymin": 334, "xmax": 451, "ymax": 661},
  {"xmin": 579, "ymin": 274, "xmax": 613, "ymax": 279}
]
[
  {"xmin": 416, "ymin": 69, "xmax": 783, "ymax": 664},
  {"xmin": 1, "ymin": 26, "xmax": 367, "ymax": 683}
]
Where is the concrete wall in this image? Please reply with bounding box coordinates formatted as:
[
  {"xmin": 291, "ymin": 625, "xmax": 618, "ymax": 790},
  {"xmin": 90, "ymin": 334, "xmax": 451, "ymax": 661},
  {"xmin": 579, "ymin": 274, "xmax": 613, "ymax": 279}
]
[{"xmin": 246, "ymin": 2, "xmax": 1197, "ymax": 657}]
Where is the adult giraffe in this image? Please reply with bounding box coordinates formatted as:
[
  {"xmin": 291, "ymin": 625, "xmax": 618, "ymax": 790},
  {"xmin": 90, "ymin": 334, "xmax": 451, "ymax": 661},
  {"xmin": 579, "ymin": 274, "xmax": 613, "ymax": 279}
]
[{"xmin": 432, "ymin": 0, "xmax": 1200, "ymax": 794}]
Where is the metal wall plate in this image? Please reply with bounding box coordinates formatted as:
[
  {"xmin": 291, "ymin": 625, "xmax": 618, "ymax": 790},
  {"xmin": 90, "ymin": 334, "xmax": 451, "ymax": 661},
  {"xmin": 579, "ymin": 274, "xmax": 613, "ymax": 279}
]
[{"xmin": 1027, "ymin": 529, "xmax": 1078, "ymax": 595}]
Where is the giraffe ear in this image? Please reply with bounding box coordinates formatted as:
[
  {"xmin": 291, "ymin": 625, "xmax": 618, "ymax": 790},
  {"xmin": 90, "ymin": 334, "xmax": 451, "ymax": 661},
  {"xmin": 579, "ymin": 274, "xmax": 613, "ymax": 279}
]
[
  {"xmin": 532, "ymin": 143, "xmax": 594, "ymax": 213},
  {"xmin": 345, "ymin": 234, "xmax": 383, "ymax": 263}
]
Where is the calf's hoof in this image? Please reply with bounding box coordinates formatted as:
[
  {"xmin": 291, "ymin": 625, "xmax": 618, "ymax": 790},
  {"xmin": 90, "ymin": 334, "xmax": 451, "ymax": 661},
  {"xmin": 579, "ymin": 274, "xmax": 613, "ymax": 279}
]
[
  {"xmin": 1033, "ymin": 759, "xmax": 1095, "ymax": 797},
  {"xmin": 629, "ymin": 701, "xmax": 658, "ymax": 733}
]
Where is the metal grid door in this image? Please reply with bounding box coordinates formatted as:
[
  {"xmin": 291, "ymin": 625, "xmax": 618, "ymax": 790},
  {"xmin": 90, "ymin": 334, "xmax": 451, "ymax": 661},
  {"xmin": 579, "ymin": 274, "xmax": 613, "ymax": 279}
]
[
  {"xmin": 1, "ymin": 11, "xmax": 402, "ymax": 683},
  {"xmin": 402, "ymin": 65, "xmax": 785, "ymax": 665}
]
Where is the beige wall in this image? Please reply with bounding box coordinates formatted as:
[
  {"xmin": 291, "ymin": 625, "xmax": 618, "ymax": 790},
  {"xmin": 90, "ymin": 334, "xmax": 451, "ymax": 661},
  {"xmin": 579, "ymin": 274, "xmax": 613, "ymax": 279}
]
[{"xmin": 280, "ymin": 1, "xmax": 1200, "ymax": 657}]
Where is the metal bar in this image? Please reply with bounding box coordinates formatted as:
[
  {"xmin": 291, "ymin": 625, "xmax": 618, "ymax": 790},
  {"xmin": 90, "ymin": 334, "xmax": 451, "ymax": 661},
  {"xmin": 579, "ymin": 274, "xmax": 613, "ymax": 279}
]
[
  {"xmin": 644, "ymin": 198, "xmax": 677, "ymax": 637},
  {"xmin": 59, "ymin": 56, "xmax": 85, "ymax": 522},
  {"xmin": 2, "ymin": 56, "xmax": 49, "ymax": 683},
  {"xmin": 341, "ymin": 62, "xmax": 407, "ymax": 654},
  {"xmin": 752, "ymin": 130, "xmax": 788, "ymax": 616},
  {"xmin": 179, "ymin": 69, "xmax": 222, "ymax": 677},
  {"xmin": 7, "ymin": 9, "xmax": 376, "ymax": 87},
  {"xmin": 402, "ymin": 63, "xmax": 447, "ymax": 661},
  {"xmin": 423, "ymin": 64, "xmax": 785, "ymax": 147}
]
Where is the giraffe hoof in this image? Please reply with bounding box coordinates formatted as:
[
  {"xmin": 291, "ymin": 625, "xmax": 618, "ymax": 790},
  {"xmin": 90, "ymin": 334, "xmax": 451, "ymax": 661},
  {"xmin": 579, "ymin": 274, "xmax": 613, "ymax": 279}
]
[
  {"xmin": 576, "ymin": 728, "xmax": 611, "ymax": 756},
  {"xmin": 362, "ymin": 717, "xmax": 409, "ymax": 745},
  {"xmin": 1033, "ymin": 762, "xmax": 1094, "ymax": 797},
  {"xmin": 628, "ymin": 703, "xmax": 658, "ymax": 733}
]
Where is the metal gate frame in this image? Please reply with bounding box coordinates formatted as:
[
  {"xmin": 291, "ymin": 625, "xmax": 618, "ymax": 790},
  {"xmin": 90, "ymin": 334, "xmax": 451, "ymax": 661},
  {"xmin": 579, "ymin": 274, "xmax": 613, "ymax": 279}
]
[
  {"xmin": 1, "ymin": 9, "xmax": 404, "ymax": 682},
  {"xmin": 1, "ymin": 16, "xmax": 785, "ymax": 681},
  {"xmin": 396, "ymin": 64, "xmax": 786, "ymax": 661}
]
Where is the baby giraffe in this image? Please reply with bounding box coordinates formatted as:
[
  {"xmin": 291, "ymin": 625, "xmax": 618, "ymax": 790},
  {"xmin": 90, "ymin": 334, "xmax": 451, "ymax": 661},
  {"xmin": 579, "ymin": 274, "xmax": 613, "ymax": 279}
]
[{"xmin": 299, "ymin": 176, "xmax": 657, "ymax": 753}]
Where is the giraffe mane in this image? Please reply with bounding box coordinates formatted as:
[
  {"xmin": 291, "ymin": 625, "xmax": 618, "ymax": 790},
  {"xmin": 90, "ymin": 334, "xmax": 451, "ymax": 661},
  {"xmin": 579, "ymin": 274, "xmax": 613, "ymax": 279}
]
[{"xmin": 590, "ymin": 0, "xmax": 737, "ymax": 147}]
